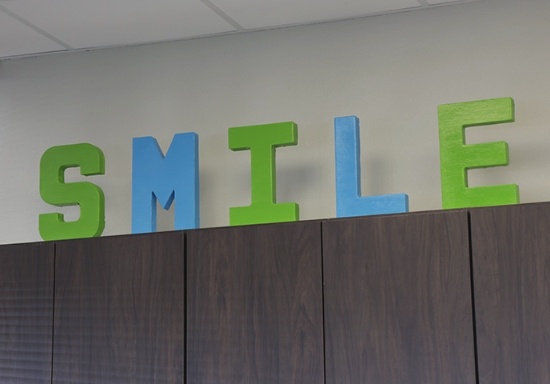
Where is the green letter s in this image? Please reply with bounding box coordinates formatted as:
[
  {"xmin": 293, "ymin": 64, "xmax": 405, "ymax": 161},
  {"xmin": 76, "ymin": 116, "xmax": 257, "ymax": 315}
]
[{"xmin": 39, "ymin": 143, "xmax": 105, "ymax": 241}]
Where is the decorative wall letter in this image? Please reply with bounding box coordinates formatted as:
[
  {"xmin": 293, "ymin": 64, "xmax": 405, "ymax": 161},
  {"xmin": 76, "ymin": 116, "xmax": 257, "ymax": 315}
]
[
  {"xmin": 439, "ymin": 97, "xmax": 519, "ymax": 209},
  {"xmin": 132, "ymin": 133, "xmax": 199, "ymax": 233},
  {"xmin": 334, "ymin": 116, "xmax": 408, "ymax": 217},
  {"xmin": 228, "ymin": 122, "xmax": 299, "ymax": 226},
  {"xmin": 39, "ymin": 143, "xmax": 105, "ymax": 241}
]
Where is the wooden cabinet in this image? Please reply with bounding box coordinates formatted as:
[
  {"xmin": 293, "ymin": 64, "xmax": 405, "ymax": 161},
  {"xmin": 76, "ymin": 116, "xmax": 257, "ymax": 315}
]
[
  {"xmin": 0, "ymin": 243, "xmax": 54, "ymax": 384},
  {"xmin": 187, "ymin": 221, "xmax": 324, "ymax": 384},
  {"xmin": 52, "ymin": 232, "xmax": 184, "ymax": 383},
  {"xmin": 323, "ymin": 211, "xmax": 476, "ymax": 384},
  {"xmin": 470, "ymin": 203, "xmax": 550, "ymax": 384},
  {"xmin": 3, "ymin": 203, "xmax": 550, "ymax": 383}
]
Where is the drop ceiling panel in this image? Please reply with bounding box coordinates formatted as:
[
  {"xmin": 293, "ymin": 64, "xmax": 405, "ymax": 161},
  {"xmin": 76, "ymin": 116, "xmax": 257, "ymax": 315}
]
[
  {"xmin": 208, "ymin": 0, "xmax": 421, "ymax": 29},
  {"xmin": 0, "ymin": 9, "xmax": 66, "ymax": 58},
  {"xmin": 0, "ymin": 0, "xmax": 237, "ymax": 49}
]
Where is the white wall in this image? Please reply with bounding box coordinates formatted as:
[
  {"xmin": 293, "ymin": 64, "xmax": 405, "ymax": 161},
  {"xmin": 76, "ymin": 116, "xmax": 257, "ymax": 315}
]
[{"xmin": 0, "ymin": 0, "xmax": 549, "ymax": 244}]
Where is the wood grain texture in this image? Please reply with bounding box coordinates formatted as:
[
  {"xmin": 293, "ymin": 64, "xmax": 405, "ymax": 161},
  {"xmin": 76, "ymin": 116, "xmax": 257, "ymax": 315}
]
[
  {"xmin": 323, "ymin": 211, "xmax": 475, "ymax": 384},
  {"xmin": 53, "ymin": 232, "xmax": 184, "ymax": 384},
  {"xmin": 0, "ymin": 242, "xmax": 54, "ymax": 383},
  {"xmin": 187, "ymin": 221, "xmax": 324, "ymax": 384},
  {"xmin": 470, "ymin": 203, "xmax": 550, "ymax": 384}
]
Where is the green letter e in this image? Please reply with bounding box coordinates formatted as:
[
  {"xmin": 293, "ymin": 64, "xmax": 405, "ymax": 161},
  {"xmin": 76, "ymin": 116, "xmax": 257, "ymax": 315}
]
[
  {"xmin": 439, "ymin": 97, "xmax": 519, "ymax": 209},
  {"xmin": 39, "ymin": 143, "xmax": 105, "ymax": 241}
]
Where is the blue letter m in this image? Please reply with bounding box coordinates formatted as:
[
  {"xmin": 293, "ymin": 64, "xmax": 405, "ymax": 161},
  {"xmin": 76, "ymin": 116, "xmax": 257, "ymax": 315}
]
[{"xmin": 132, "ymin": 133, "xmax": 199, "ymax": 233}]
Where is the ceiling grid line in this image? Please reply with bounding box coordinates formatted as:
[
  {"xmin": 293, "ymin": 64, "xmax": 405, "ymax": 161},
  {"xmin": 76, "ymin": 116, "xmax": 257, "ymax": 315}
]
[
  {"xmin": 200, "ymin": 0, "xmax": 245, "ymax": 31},
  {"xmin": 0, "ymin": 3, "xmax": 72, "ymax": 50}
]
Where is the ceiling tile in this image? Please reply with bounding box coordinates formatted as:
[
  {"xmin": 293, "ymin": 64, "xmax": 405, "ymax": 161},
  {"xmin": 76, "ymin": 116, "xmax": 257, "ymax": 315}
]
[
  {"xmin": 0, "ymin": 9, "xmax": 66, "ymax": 58},
  {"xmin": 208, "ymin": 0, "xmax": 421, "ymax": 29},
  {"xmin": 0, "ymin": 0, "xmax": 237, "ymax": 49}
]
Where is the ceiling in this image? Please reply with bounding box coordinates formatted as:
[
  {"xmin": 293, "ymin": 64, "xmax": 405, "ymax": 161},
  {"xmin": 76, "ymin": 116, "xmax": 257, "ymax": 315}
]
[{"xmin": 0, "ymin": 0, "xmax": 474, "ymax": 61}]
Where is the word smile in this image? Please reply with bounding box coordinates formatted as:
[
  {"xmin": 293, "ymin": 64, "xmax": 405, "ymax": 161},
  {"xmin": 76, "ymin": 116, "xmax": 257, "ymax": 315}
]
[{"xmin": 38, "ymin": 97, "xmax": 518, "ymax": 241}]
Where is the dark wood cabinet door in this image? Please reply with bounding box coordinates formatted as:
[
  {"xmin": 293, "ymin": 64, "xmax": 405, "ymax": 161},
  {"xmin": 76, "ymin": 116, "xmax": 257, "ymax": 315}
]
[
  {"xmin": 323, "ymin": 211, "xmax": 475, "ymax": 384},
  {"xmin": 187, "ymin": 222, "xmax": 324, "ymax": 384},
  {"xmin": 471, "ymin": 203, "xmax": 550, "ymax": 384},
  {"xmin": 0, "ymin": 242, "xmax": 54, "ymax": 383},
  {"xmin": 53, "ymin": 232, "xmax": 184, "ymax": 383}
]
